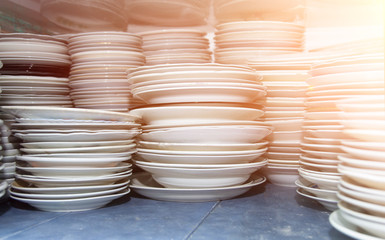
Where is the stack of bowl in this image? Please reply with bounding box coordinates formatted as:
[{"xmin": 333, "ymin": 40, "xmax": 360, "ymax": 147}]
[
  {"xmin": 0, "ymin": 33, "xmax": 72, "ymax": 187},
  {"xmin": 68, "ymin": 31, "xmax": 145, "ymax": 111},
  {"xmin": 1, "ymin": 106, "xmax": 141, "ymax": 212},
  {"xmin": 139, "ymin": 29, "xmax": 211, "ymax": 65},
  {"xmin": 127, "ymin": 63, "xmax": 272, "ymax": 202},
  {"xmin": 214, "ymin": 21, "xmax": 304, "ymax": 65},
  {"xmin": 297, "ymin": 53, "xmax": 384, "ymax": 211},
  {"xmin": 0, "ymin": 119, "xmax": 7, "ymax": 201},
  {"xmin": 329, "ymin": 94, "xmax": 385, "ymax": 239},
  {"xmin": 247, "ymin": 53, "xmax": 313, "ymax": 187}
]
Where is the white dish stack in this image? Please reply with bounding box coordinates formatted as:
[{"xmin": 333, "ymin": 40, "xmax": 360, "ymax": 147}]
[
  {"xmin": 297, "ymin": 53, "xmax": 384, "ymax": 211},
  {"xmin": 1, "ymin": 106, "xmax": 141, "ymax": 212},
  {"xmin": 139, "ymin": 29, "xmax": 211, "ymax": 65},
  {"xmin": 68, "ymin": 32, "xmax": 146, "ymax": 111},
  {"xmin": 247, "ymin": 54, "xmax": 314, "ymax": 187},
  {"xmin": 214, "ymin": 21, "xmax": 305, "ymax": 65},
  {"xmin": 127, "ymin": 63, "xmax": 272, "ymax": 202},
  {"xmin": 0, "ymin": 33, "xmax": 72, "ymax": 188},
  {"xmin": 328, "ymin": 95, "xmax": 385, "ymax": 240}
]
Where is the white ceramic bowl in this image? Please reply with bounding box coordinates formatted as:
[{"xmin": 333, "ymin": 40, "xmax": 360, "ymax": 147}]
[
  {"xmin": 135, "ymin": 160, "xmax": 267, "ymax": 188},
  {"xmin": 262, "ymin": 165, "xmax": 299, "ymax": 187},
  {"xmin": 140, "ymin": 125, "xmax": 272, "ymax": 144}
]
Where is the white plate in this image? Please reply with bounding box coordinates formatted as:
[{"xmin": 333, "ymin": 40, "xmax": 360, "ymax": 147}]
[
  {"xmin": 339, "ymin": 154, "xmax": 385, "ymax": 170},
  {"xmin": 138, "ymin": 140, "xmax": 269, "ymax": 151},
  {"xmin": 341, "ymin": 145, "xmax": 385, "ymax": 161},
  {"xmin": 129, "ymin": 172, "xmax": 266, "ymax": 202},
  {"xmin": 329, "ymin": 210, "xmax": 383, "ymax": 240},
  {"xmin": 133, "ymin": 85, "xmax": 266, "ymax": 104},
  {"xmin": 17, "ymin": 152, "xmax": 134, "ymax": 168},
  {"xmin": 342, "ymin": 140, "xmax": 385, "ymax": 151},
  {"xmin": 338, "ymin": 165, "xmax": 385, "ymax": 191},
  {"xmin": 305, "ymin": 129, "xmax": 345, "ymax": 139},
  {"xmin": 11, "ymin": 190, "xmax": 129, "ymax": 212},
  {"xmin": 338, "ymin": 201, "xmax": 385, "ymax": 239},
  {"xmin": 12, "ymin": 122, "xmax": 139, "ymax": 130},
  {"xmin": 267, "ymin": 130, "xmax": 303, "ymax": 142},
  {"xmin": 338, "ymin": 192, "xmax": 385, "ymax": 217},
  {"xmin": 11, "ymin": 179, "xmax": 130, "ymax": 194},
  {"xmin": 10, "ymin": 184, "xmax": 128, "ymax": 200},
  {"xmin": 262, "ymin": 165, "xmax": 299, "ymax": 187},
  {"xmin": 300, "ymin": 142, "xmax": 341, "ymax": 152},
  {"xmin": 16, "ymin": 170, "xmax": 132, "ymax": 188},
  {"xmin": 134, "ymin": 159, "xmax": 266, "ymax": 169},
  {"xmin": 296, "ymin": 188, "xmax": 338, "ymax": 211},
  {"xmin": 17, "ymin": 163, "xmax": 131, "ymax": 177},
  {"xmin": 339, "ymin": 184, "xmax": 385, "ymax": 207},
  {"xmin": 307, "ymin": 70, "xmax": 384, "ymax": 87},
  {"xmin": 135, "ymin": 148, "xmax": 267, "ymax": 164},
  {"xmin": 341, "ymin": 120, "xmax": 385, "ymax": 131},
  {"xmin": 299, "ymin": 155, "xmax": 339, "ymax": 165},
  {"xmin": 140, "ymin": 125, "xmax": 272, "ymax": 144},
  {"xmin": 15, "ymin": 130, "xmax": 140, "ymax": 142},
  {"xmin": 298, "ymin": 169, "xmax": 339, "ymax": 190},
  {"xmin": 135, "ymin": 160, "xmax": 267, "ymax": 188},
  {"xmin": 20, "ymin": 144, "xmax": 135, "ymax": 154},
  {"xmin": 340, "ymin": 176, "xmax": 385, "ymax": 199},
  {"xmin": 1, "ymin": 106, "xmax": 139, "ymax": 122},
  {"xmin": 130, "ymin": 105, "xmax": 264, "ymax": 125},
  {"xmin": 343, "ymin": 129, "xmax": 385, "ymax": 142},
  {"xmin": 295, "ymin": 178, "xmax": 338, "ymax": 200},
  {"xmin": 303, "ymin": 136, "xmax": 341, "ymax": 145},
  {"xmin": 21, "ymin": 139, "xmax": 134, "ymax": 149}
]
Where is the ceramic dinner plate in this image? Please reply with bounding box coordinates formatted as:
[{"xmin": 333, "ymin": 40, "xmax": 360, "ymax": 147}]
[
  {"xmin": 1, "ymin": 106, "xmax": 140, "ymax": 122},
  {"xmin": 10, "ymin": 189, "xmax": 130, "ymax": 212},
  {"xmin": 330, "ymin": 210, "xmax": 384, "ymax": 240},
  {"xmin": 130, "ymin": 172, "xmax": 266, "ymax": 202},
  {"xmin": 130, "ymin": 105, "xmax": 264, "ymax": 125}
]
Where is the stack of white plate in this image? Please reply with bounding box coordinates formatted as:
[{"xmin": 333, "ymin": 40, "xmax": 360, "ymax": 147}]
[
  {"xmin": 214, "ymin": 21, "xmax": 305, "ymax": 65},
  {"xmin": 40, "ymin": 0, "xmax": 127, "ymax": 32},
  {"xmin": 0, "ymin": 33, "xmax": 70, "ymax": 78},
  {"xmin": 124, "ymin": 0, "xmax": 208, "ymax": 27},
  {"xmin": 68, "ymin": 31, "xmax": 145, "ymax": 111},
  {"xmin": 0, "ymin": 33, "xmax": 72, "ymax": 107},
  {"xmin": 0, "ymin": 33, "xmax": 72, "ymax": 188},
  {"xmin": 298, "ymin": 53, "xmax": 384, "ymax": 211},
  {"xmin": 1, "ymin": 106, "xmax": 141, "ymax": 212},
  {"xmin": 128, "ymin": 63, "xmax": 271, "ymax": 202},
  {"xmin": 329, "ymin": 95, "xmax": 385, "ymax": 239},
  {"xmin": 139, "ymin": 29, "xmax": 211, "ymax": 65},
  {"xmin": 0, "ymin": 119, "xmax": 8, "ymax": 201},
  {"xmin": 247, "ymin": 54, "xmax": 313, "ymax": 187}
]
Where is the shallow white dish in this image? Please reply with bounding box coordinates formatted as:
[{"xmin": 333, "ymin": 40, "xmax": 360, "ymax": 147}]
[
  {"xmin": 329, "ymin": 210, "xmax": 384, "ymax": 240},
  {"xmin": 337, "ymin": 192, "xmax": 385, "ymax": 217},
  {"xmin": 296, "ymin": 188, "xmax": 338, "ymax": 211},
  {"xmin": 21, "ymin": 139, "xmax": 135, "ymax": 149},
  {"xmin": 341, "ymin": 145, "xmax": 385, "ymax": 161},
  {"xmin": 338, "ymin": 164, "xmax": 385, "ymax": 190},
  {"xmin": 11, "ymin": 189, "xmax": 129, "ymax": 212},
  {"xmin": 262, "ymin": 165, "xmax": 298, "ymax": 187},
  {"xmin": 339, "ymin": 154, "xmax": 385, "ymax": 170},
  {"xmin": 130, "ymin": 172, "xmax": 265, "ymax": 202},
  {"xmin": 9, "ymin": 184, "xmax": 128, "ymax": 200},
  {"xmin": 1, "ymin": 106, "xmax": 139, "ymax": 122},
  {"xmin": 135, "ymin": 160, "xmax": 266, "ymax": 188},
  {"xmin": 17, "ymin": 153, "xmax": 134, "ymax": 168},
  {"xmin": 16, "ymin": 170, "xmax": 132, "ymax": 188},
  {"xmin": 11, "ymin": 179, "xmax": 130, "ymax": 194},
  {"xmin": 298, "ymin": 169, "xmax": 339, "ymax": 190},
  {"xmin": 140, "ymin": 125, "xmax": 272, "ymax": 144},
  {"xmin": 338, "ymin": 201, "xmax": 385, "ymax": 239},
  {"xmin": 17, "ymin": 163, "xmax": 131, "ymax": 178},
  {"xmin": 295, "ymin": 178, "xmax": 338, "ymax": 200},
  {"xmin": 133, "ymin": 85, "xmax": 266, "ymax": 104},
  {"xmin": 20, "ymin": 144, "xmax": 135, "ymax": 154},
  {"xmin": 15, "ymin": 130, "xmax": 141, "ymax": 142},
  {"xmin": 343, "ymin": 129, "xmax": 385, "ymax": 142},
  {"xmin": 130, "ymin": 105, "xmax": 264, "ymax": 125},
  {"xmin": 300, "ymin": 148, "xmax": 340, "ymax": 160},
  {"xmin": 138, "ymin": 140, "xmax": 268, "ymax": 151}
]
